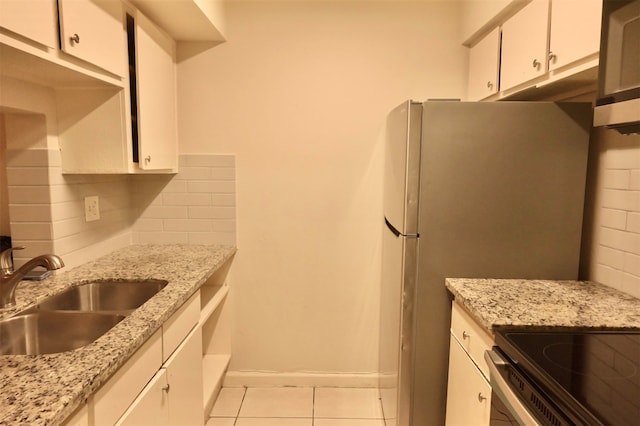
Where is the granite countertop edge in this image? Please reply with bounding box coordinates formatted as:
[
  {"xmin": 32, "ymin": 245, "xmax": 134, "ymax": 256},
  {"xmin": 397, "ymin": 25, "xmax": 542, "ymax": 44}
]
[
  {"xmin": 445, "ymin": 278, "xmax": 640, "ymax": 335},
  {"xmin": 0, "ymin": 244, "xmax": 236, "ymax": 426}
]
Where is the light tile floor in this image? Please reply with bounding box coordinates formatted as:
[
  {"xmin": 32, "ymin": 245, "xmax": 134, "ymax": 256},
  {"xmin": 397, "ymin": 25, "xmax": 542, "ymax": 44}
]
[{"xmin": 207, "ymin": 387, "xmax": 386, "ymax": 426}]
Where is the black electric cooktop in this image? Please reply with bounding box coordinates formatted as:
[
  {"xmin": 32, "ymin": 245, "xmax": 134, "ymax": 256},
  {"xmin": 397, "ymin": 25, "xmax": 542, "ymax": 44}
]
[{"xmin": 495, "ymin": 329, "xmax": 640, "ymax": 425}]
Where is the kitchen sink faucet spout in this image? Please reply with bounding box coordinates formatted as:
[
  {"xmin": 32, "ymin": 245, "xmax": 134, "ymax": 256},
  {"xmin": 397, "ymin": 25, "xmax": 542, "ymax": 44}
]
[{"xmin": 0, "ymin": 247, "xmax": 64, "ymax": 308}]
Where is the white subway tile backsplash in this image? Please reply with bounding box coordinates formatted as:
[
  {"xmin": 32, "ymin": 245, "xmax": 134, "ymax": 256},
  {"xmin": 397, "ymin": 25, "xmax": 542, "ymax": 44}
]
[
  {"xmin": 132, "ymin": 218, "xmax": 163, "ymax": 232},
  {"xmin": 600, "ymin": 208, "xmax": 627, "ymax": 230},
  {"xmin": 6, "ymin": 151, "xmax": 236, "ymax": 264},
  {"xmin": 140, "ymin": 205, "xmax": 189, "ymax": 219},
  {"xmin": 9, "ymin": 204, "xmax": 52, "ymax": 222},
  {"xmin": 162, "ymin": 193, "xmax": 212, "ymax": 206},
  {"xmin": 9, "ymin": 223, "xmax": 53, "ymax": 240},
  {"xmin": 187, "ymin": 180, "xmax": 236, "ymax": 194},
  {"xmin": 132, "ymin": 154, "xmax": 237, "ymax": 246},
  {"xmin": 210, "ymin": 168, "xmax": 236, "ymax": 181},
  {"xmin": 599, "ymin": 246, "xmax": 626, "ymax": 270},
  {"xmin": 6, "ymin": 149, "xmax": 49, "ymax": 167},
  {"xmin": 162, "ymin": 180, "xmax": 188, "ymax": 193},
  {"xmin": 211, "ymin": 194, "xmax": 236, "ymax": 206},
  {"xmin": 163, "ymin": 219, "xmax": 214, "ymax": 232},
  {"xmin": 624, "ymin": 253, "xmax": 640, "ymax": 277},
  {"xmin": 630, "ymin": 170, "xmax": 640, "ymax": 190},
  {"xmin": 51, "ymin": 201, "xmax": 84, "ymax": 221},
  {"xmin": 601, "ymin": 169, "xmax": 630, "ymax": 189},
  {"xmin": 8, "ymin": 186, "xmax": 51, "ymax": 204},
  {"xmin": 174, "ymin": 167, "xmax": 213, "ymax": 181},
  {"xmin": 601, "ymin": 189, "xmax": 640, "ymax": 212},
  {"xmin": 622, "ymin": 273, "xmax": 640, "ymax": 299},
  {"xmin": 628, "ymin": 213, "xmax": 640, "ymax": 233},
  {"xmin": 6, "ymin": 167, "xmax": 50, "ymax": 186},
  {"xmin": 189, "ymin": 206, "xmax": 235, "ymax": 219},
  {"xmin": 590, "ymin": 129, "xmax": 640, "ymax": 298},
  {"xmin": 137, "ymin": 231, "xmax": 189, "ymax": 244}
]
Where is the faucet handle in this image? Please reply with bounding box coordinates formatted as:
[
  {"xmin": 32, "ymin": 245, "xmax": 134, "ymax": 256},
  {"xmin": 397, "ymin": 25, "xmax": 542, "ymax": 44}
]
[{"xmin": 0, "ymin": 246, "xmax": 25, "ymax": 273}]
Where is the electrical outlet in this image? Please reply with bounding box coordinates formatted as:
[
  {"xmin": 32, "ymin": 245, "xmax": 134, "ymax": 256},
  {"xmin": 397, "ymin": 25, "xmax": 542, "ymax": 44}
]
[{"xmin": 85, "ymin": 196, "xmax": 100, "ymax": 222}]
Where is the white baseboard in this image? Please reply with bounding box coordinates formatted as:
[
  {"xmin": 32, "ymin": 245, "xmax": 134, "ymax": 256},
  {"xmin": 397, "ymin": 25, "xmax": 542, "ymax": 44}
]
[{"xmin": 223, "ymin": 371, "xmax": 381, "ymax": 388}]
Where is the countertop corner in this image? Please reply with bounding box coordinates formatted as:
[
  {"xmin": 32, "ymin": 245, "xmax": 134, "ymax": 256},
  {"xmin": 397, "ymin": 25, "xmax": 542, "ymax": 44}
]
[{"xmin": 445, "ymin": 278, "xmax": 640, "ymax": 334}]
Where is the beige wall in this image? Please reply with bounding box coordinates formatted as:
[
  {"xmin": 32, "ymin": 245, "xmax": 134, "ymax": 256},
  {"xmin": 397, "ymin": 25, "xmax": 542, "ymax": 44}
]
[{"xmin": 177, "ymin": 1, "xmax": 467, "ymax": 377}]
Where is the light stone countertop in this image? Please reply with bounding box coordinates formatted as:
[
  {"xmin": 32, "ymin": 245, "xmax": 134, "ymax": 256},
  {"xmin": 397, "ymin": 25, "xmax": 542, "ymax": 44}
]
[
  {"xmin": 0, "ymin": 244, "xmax": 236, "ymax": 426},
  {"xmin": 445, "ymin": 278, "xmax": 640, "ymax": 334}
]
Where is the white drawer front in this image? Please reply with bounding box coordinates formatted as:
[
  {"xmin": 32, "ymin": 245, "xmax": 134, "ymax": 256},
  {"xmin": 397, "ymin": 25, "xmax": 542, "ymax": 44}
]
[{"xmin": 450, "ymin": 301, "xmax": 494, "ymax": 378}]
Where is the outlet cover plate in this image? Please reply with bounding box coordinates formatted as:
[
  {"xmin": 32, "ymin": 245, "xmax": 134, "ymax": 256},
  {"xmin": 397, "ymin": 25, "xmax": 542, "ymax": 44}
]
[{"xmin": 85, "ymin": 196, "xmax": 100, "ymax": 222}]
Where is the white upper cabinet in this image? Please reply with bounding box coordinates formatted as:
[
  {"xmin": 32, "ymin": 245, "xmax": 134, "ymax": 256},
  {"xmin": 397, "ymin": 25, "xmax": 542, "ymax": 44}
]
[
  {"xmin": 133, "ymin": 11, "xmax": 178, "ymax": 171},
  {"xmin": 58, "ymin": 0, "xmax": 127, "ymax": 77},
  {"xmin": 500, "ymin": 0, "xmax": 550, "ymax": 91},
  {"xmin": 548, "ymin": 0, "xmax": 602, "ymax": 71},
  {"xmin": 0, "ymin": 0, "xmax": 58, "ymax": 48},
  {"xmin": 467, "ymin": 27, "xmax": 501, "ymax": 101}
]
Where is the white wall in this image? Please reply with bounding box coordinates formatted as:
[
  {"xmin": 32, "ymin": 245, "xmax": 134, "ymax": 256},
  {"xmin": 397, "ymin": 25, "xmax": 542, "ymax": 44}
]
[{"xmin": 177, "ymin": 1, "xmax": 466, "ymax": 379}]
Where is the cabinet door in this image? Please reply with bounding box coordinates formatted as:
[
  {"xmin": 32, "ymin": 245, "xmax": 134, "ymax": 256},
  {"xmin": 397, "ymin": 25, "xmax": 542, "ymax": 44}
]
[
  {"xmin": 0, "ymin": 0, "xmax": 57, "ymax": 48},
  {"xmin": 134, "ymin": 11, "xmax": 178, "ymax": 171},
  {"xmin": 165, "ymin": 325, "xmax": 204, "ymax": 426},
  {"xmin": 58, "ymin": 0, "xmax": 126, "ymax": 76},
  {"xmin": 115, "ymin": 369, "xmax": 170, "ymax": 426},
  {"xmin": 548, "ymin": 0, "xmax": 602, "ymax": 71},
  {"xmin": 445, "ymin": 337, "xmax": 491, "ymax": 426},
  {"xmin": 467, "ymin": 27, "xmax": 501, "ymax": 100},
  {"xmin": 500, "ymin": 0, "xmax": 550, "ymax": 91}
]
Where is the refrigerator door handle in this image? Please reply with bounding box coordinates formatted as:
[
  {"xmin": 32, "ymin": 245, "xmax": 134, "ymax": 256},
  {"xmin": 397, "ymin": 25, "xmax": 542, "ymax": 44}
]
[
  {"xmin": 385, "ymin": 216, "xmax": 418, "ymax": 238},
  {"xmin": 385, "ymin": 216, "xmax": 402, "ymax": 237}
]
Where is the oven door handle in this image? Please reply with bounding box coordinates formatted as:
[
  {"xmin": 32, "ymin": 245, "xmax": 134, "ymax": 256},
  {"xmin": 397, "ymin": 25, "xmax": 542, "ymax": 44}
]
[{"xmin": 485, "ymin": 349, "xmax": 541, "ymax": 426}]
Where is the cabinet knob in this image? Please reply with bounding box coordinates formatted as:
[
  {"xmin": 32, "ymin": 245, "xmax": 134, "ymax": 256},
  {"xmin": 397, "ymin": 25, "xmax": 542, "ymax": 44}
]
[
  {"xmin": 532, "ymin": 59, "xmax": 541, "ymax": 69},
  {"xmin": 144, "ymin": 155, "xmax": 151, "ymax": 164},
  {"xmin": 548, "ymin": 51, "xmax": 557, "ymax": 62},
  {"xmin": 70, "ymin": 33, "xmax": 80, "ymax": 45},
  {"xmin": 462, "ymin": 331, "xmax": 471, "ymax": 340},
  {"xmin": 162, "ymin": 384, "xmax": 170, "ymax": 393},
  {"xmin": 486, "ymin": 81, "xmax": 493, "ymax": 90},
  {"xmin": 478, "ymin": 392, "xmax": 487, "ymax": 402}
]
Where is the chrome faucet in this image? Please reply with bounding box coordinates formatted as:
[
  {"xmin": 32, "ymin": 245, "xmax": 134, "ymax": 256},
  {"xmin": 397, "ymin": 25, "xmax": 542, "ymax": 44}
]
[{"xmin": 0, "ymin": 247, "xmax": 64, "ymax": 308}]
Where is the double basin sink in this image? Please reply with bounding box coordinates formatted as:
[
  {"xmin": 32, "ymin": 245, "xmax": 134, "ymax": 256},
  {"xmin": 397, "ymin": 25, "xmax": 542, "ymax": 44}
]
[{"xmin": 0, "ymin": 280, "xmax": 167, "ymax": 356}]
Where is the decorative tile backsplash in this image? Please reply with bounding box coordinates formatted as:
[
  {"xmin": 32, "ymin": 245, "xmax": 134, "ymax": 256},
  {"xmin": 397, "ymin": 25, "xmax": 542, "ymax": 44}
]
[
  {"xmin": 132, "ymin": 154, "xmax": 237, "ymax": 246},
  {"xmin": 4, "ymin": 149, "xmax": 236, "ymax": 268},
  {"xmin": 590, "ymin": 129, "xmax": 640, "ymax": 299}
]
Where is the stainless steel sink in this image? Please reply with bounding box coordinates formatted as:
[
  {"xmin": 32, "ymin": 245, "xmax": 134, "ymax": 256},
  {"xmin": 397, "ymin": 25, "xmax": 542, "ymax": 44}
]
[
  {"xmin": 0, "ymin": 311, "xmax": 125, "ymax": 355},
  {"xmin": 30, "ymin": 279, "xmax": 168, "ymax": 315},
  {"xmin": 0, "ymin": 279, "xmax": 168, "ymax": 355}
]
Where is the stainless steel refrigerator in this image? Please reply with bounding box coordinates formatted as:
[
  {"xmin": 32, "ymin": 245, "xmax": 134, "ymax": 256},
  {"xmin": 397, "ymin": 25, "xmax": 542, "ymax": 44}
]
[{"xmin": 379, "ymin": 101, "xmax": 591, "ymax": 426}]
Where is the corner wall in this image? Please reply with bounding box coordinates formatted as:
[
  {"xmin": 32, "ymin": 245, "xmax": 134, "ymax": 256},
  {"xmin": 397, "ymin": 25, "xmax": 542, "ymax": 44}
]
[{"xmin": 177, "ymin": 1, "xmax": 467, "ymax": 380}]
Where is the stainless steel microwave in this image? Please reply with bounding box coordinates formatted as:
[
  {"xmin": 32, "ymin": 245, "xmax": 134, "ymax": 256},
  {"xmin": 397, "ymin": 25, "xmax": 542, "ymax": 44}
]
[{"xmin": 594, "ymin": 0, "xmax": 640, "ymax": 134}]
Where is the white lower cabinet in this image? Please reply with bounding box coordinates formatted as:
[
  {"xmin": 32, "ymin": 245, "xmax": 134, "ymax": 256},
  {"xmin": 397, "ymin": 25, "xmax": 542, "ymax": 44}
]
[
  {"xmin": 445, "ymin": 301, "xmax": 494, "ymax": 426},
  {"xmin": 116, "ymin": 369, "xmax": 170, "ymax": 426},
  {"xmin": 445, "ymin": 337, "xmax": 492, "ymax": 426},
  {"xmin": 116, "ymin": 325, "xmax": 203, "ymax": 426},
  {"xmin": 94, "ymin": 330, "xmax": 163, "ymax": 425},
  {"xmin": 166, "ymin": 325, "xmax": 204, "ymax": 426}
]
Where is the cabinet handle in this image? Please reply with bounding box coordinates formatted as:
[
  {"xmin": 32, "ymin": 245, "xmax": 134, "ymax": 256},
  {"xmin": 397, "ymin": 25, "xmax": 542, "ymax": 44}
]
[
  {"xmin": 478, "ymin": 392, "xmax": 487, "ymax": 402},
  {"xmin": 462, "ymin": 331, "xmax": 471, "ymax": 340},
  {"xmin": 486, "ymin": 81, "xmax": 493, "ymax": 90},
  {"xmin": 532, "ymin": 59, "xmax": 540, "ymax": 69},
  {"xmin": 70, "ymin": 33, "xmax": 80, "ymax": 45},
  {"xmin": 144, "ymin": 155, "xmax": 151, "ymax": 164},
  {"xmin": 162, "ymin": 384, "xmax": 170, "ymax": 393},
  {"xmin": 548, "ymin": 51, "xmax": 556, "ymax": 62}
]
